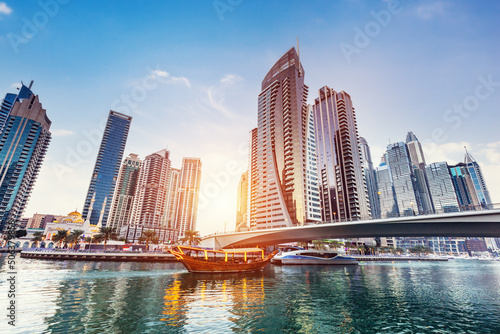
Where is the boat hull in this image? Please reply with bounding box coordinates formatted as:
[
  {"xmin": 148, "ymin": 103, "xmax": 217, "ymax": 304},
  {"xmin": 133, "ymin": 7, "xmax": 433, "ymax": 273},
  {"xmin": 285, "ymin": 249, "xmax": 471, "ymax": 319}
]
[
  {"xmin": 272, "ymin": 250, "xmax": 358, "ymax": 265},
  {"xmin": 169, "ymin": 248, "xmax": 279, "ymax": 274},
  {"xmin": 179, "ymin": 255, "xmax": 272, "ymax": 273},
  {"xmin": 279, "ymin": 257, "xmax": 358, "ymax": 265}
]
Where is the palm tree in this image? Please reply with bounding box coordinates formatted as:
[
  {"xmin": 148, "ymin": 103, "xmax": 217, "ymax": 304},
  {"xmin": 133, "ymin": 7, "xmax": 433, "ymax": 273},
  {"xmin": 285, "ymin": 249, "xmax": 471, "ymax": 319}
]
[
  {"xmin": 52, "ymin": 230, "xmax": 69, "ymax": 248},
  {"xmin": 138, "ymin": 229, "xmax": 158, "ymax": 250},
  {"xmin": 179, "ymin": 230, "xmax": 201, "ymax": 246},
  {"xmin": 69, "ymin": 230, "xmax": 85, "ymax": 249},
  {"xmin": 31, "ymin": 231, "xmax": 45, "ymax": 248},
  {"xmin": 312, "ymin": 240, "xmax": 326, "ymax": 250},
  {"xmin": 329, "ymin": 240, "xmax": 343, "ymax": 250},
  {"xmin": 94, "ymin": 227, "xmax": 119, "ymax": 250}
]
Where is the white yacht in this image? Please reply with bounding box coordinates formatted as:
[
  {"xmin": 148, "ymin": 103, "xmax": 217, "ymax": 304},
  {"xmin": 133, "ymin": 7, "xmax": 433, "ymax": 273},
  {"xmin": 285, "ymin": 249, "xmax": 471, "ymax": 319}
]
[{"xmin": 271, "ymin": 247, "xmax": 358, "ymax": 265}]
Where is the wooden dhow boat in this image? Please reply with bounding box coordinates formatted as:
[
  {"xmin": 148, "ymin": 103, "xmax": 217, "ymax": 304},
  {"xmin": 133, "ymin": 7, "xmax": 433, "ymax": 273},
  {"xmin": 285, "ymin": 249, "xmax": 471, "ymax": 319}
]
[{"xmin": 169, "ymin": 245, "xmax": 279, "ymax": 273}]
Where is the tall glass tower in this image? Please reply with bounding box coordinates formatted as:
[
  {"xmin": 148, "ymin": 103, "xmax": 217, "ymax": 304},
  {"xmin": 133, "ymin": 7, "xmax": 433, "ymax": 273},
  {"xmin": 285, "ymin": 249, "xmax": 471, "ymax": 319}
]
[
  {"xmin": 0, "ymin": 90, "xmax": 51, "ymax": 231},
  {"xmin": 360, "ymin": 137, "xmax": 380, "ymax": 219},
  {"xmin": 464, "ymin": 147, "xmax": 492, "ymax": 206},
  {"xmin": 82, "ymin": 111, "xmax": 132, "ymax": 226},
  {"xmin": 385, "ymin": 142, "xmax": 420, "ymax": 216},
  {"xmin": 0, "ymin": 82, "xmax": 34, "ymax": 134},
  {"xmin": 425, "ymin": 162, "xmax": 459, "ymax": 212},
  {"xmin": 448, "ymin": 162, "xmax": 480, "ymax": 210}
]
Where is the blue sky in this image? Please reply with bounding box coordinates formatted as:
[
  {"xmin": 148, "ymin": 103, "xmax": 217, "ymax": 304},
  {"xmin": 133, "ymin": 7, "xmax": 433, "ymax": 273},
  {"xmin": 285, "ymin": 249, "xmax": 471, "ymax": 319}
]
[{"xmin": 0, "ymin": 0, "xmax": 499, "ymax": 235}]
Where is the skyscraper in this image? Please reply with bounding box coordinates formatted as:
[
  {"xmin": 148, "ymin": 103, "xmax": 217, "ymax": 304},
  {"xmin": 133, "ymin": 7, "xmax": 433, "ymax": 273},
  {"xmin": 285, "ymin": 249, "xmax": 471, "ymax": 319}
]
[
  {"xmin": 360, "ymin": 137, "xmax": 380, "ymax": 219},
  {"xmin": 376, "ymin": 160, "xmax": 399, "ymax": 218},
  {"xmin": 313, "ymin": 87, "xmax": 370, "ymax": 222},
  {"xmin": 250, "ymin": 47, "xmax": 319, "ymax": 229},
  {"xmin": 0, "ymin": 82, "xmax": 34, "ymax": 134},
  {"xmin": 448, "ymin": 162, "xmax": 480, "ymax": 210},
  {"xmin": 174, "ymin": 158, "xmax": 202, "ymax": 236},
  {"xmin": 164, "ymin": 168, "xmax": 180, "ymax": 229},
  {"xmin": 82, "ymin": 111, "xmax": 132, "ymax": 226},
  {"xmin": 248, "ymin": 128, "xmax": 258, "ymax": 229},
  {"xmin": 107, "ymin": 153, "xmax": 141, "ymax": 232},
  {"xmin": 405, "ymin": 131, "xmax": 433, "ymax": 214},
  {"xmin": 130, "ymin": 149, "xmax": 171, "ymax": 226},
  {"xmin": 425, "ymin": 162, "xmax": 459, "ymax": 212},
  {"xmin": 405, "ymin": 131, "xmax": 426, "ymax": 169},
  {"xmin": 0, "ymin": 88, "xmax": 51, "ymax": 231},
  {"xmin": 464, "ymin": 147, "xmax": 492, "ymax": 206},
  {"xmin": 385, "ymin": 142, "xmax": 420, "ymax": 216},
  {"xmin": 235, "ymin": 171, "xmax": 248, "ymax": 231}
]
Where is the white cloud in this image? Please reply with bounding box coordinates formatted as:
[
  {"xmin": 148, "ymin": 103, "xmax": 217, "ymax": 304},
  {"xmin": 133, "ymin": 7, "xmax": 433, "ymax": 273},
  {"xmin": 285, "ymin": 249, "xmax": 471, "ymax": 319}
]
[
  {"xmin": 149, "ymin": 69, "xmax": 191, "ymax": 88},
  {"xmin": 421, "ymin": 140, "xmax": 500, "ymax": 203},
  {"xmin": 479, "ymin": 141, "xmax": 500, "ymax": 164},
  {"xmin": 220, "ymin": 74, "xmax": 243, "ymax": 86},
  {"xmin": 11, "ymin": 82, "xmax": 21, "ymax": 89},
  {"xmin": 414, "ymin": 1, "xmax": 447, "ymax": 20},
  {"xmin": 422, "ymin": 141, "xmax": 470, "ymax": 165},
  {"xmin": 0, "ymin": 2, "xmax": 12, "ymax": 15},
  {"xmin": 51, "ymin": 129, "xmax": 75, "ymax": 137}
]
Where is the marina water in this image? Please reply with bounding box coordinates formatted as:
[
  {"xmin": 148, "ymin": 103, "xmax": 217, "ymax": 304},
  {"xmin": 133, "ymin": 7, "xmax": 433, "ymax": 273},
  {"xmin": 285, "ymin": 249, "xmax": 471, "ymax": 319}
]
[{"xmin": 1, "ymin": 255, "xmax": 500, "ymax": 333}]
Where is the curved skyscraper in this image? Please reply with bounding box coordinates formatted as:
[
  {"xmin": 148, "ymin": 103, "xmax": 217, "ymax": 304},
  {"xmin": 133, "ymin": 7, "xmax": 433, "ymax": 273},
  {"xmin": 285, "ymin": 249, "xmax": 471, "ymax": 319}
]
[{"xmin": 249, "ymin": 47, "xmax": 320, "ymax": 229}]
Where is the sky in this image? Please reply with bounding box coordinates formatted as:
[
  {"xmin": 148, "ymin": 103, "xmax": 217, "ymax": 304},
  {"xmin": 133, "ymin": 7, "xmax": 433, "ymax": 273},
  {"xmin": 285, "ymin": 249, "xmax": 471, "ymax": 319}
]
[{"xmin": 0, "ymin": 0, "xmax": 499, "ymax": 236}]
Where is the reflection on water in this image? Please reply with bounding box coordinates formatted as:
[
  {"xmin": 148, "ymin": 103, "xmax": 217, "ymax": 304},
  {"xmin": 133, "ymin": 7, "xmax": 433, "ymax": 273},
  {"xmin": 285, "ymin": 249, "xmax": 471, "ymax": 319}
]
[{"xmin": 1, "ymin": 256, "xmax": 500, "ymax": 333}]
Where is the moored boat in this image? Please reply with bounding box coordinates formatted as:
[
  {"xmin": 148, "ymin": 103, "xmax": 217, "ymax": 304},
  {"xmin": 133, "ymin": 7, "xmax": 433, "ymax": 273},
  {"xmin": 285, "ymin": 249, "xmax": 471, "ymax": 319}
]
[
  {"xmin": 271, "ymin": 249, "xmax": 358, "ymax": 265},
  {"xmin": 169, "ymin": 246, "xmax": 279, "ymax": 273}
]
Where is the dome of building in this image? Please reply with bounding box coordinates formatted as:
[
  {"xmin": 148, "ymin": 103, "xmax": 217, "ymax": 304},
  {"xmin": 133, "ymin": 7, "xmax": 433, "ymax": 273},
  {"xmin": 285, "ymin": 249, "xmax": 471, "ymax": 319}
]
[{"xmin": 68, "ymin": 211, "xmax": 82, "ymax": 218}]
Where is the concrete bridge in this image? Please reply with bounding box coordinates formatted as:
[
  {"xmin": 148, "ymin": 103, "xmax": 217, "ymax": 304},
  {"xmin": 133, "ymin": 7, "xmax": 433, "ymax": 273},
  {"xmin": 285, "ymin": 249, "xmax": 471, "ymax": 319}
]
[{"xmin": 201, "ymin": 209, "xmax": 500, "ymax": 249}]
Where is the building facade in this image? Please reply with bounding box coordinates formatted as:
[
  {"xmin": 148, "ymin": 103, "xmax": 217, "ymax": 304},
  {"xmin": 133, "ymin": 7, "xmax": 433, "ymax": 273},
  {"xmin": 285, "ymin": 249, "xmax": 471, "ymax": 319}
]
[
  {"xmin": 163, "ymin": 168, "xmax": 180, "ymax": 229},
  {"xmin": 0, "ymin": 82, "xmax": 34, "ymax": 134},
  {"xmin": 82, "ymin": 111, "xmax": 132, "ymax": 226},
  {"xmin": 174, "ymin": 158, "xmax": 202, "ymax": 236},
  {"xmin": 0, "ymin": 89, "xmax": 51, "ymax": 231},
  {"xmin": 360, "ymin": 137, "xmax": 380, "ymax": 219},
  {"xmin": 107, "ymin": 153, "xmax": 141, "ymax": 232},
  {"xmin": 448, "ymin": 163, "xmax": 480, "ymax": 210},
  {"xmin": 313, "ymin": 87, "xmax": 370, "ymax": 222},
  {"xmin": 249, "ymin": 47, "xmax": 319, "ymax": 229},
  {"xmin": 376, "ymin": 161, "xmax": 399, "ymax": 218},
  {"xmin": 385, "ymin": 142, "xmax": 420, "ymax": 216},
  {"xmin": 464, "ymin": 148, "xmax": 492, "ymax": 206},
  {"xmin": 425, "ymin": 162, "xmax": 459, "ymax": 212},
  {"xmin": 130, "ymin": 149, "xmax": 171, "ymax": 226},
  {"xmin": 235, "ymin": 171, "xmax": 248, "ymax": 231}
]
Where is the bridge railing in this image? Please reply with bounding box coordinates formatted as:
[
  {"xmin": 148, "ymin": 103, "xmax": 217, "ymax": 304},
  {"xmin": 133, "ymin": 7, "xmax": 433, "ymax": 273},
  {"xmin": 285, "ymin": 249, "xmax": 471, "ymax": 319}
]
[{"xmin": 204, "ymin": 203, "xmax": 500, "ymax": 238}]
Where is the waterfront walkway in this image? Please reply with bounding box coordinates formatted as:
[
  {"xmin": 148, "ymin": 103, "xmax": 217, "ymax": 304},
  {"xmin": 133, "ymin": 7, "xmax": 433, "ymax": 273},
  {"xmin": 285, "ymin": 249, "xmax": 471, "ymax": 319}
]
[
  {"xmin": 20, "ymin": 249, "xmax": 178, "ymax": 262},
  {"xmin": 17, "ymin": 249, "xmax": 448, "ymax": 263}
]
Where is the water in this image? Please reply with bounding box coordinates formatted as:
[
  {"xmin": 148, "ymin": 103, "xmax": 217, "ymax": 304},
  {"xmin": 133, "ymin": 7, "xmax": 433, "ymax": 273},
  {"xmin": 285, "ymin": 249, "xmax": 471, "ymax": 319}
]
[{"xmin": 1, "ymin": 255, "xmax": 500, "ymax": 333}]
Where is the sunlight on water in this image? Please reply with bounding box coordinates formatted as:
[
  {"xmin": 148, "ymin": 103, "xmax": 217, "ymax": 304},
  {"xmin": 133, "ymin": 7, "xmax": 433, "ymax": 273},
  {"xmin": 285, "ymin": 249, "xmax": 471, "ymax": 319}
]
[{"xmin": 1, "ymin": 255, "xmax": 500, "ymax": 333}]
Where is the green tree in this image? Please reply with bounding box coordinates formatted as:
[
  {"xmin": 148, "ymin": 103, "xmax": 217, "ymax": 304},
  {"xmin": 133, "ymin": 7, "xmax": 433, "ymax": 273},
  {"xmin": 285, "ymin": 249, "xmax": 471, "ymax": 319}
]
[
  {"xmin": 313, "ymin": 240, "xmax": 327, "ymax": 250},
  {"xmin": 69, "ymin": 230, "xmax": 85, "ymax": 249},
  {"xmin": 52, "ymin": 230, "xmax": 69, "ymax": 248},
  {"xmin": 329, "ymin": 240, "xmax": 343, "ymax": 250},
  {"xmin": 31, "ymin": 231, "xmax": 45, "ymax": 248},
  {"xmin": 138, "ymin": 229, "xmax": 158, "ymax": 250},
  {"xmin": 93, "ymin": 227, "xmax": 119, "ymax": 250},
  {"xmin": 179, "ymin": 230, "xmax": 201, "ymax": 246}
]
